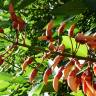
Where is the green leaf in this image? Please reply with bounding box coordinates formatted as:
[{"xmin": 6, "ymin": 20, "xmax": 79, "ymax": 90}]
[
  {"xmin": 70, "ymin": 90, "xmax": 84, "ymax": 96},
  {"xmin": 0, "ymin": 80, "xmax": 10, "ymax": 91},
  {"xmin": 12, "ymin": 76, "xmax": 27, "ymax": 84},
  {"xmin": 62, "ymin": 36, "xmax": 88, "ymax": 57},
  {"xmin": 0, "ymin": 72, "xmax": 27, "ymax": 84},
  {"xmin": 0, "ymin": 20, "xmax": 11, "ymax": 28},
  {"xmin": 0, "ymin": 72, "xmax": 12, "ymax": 82}
]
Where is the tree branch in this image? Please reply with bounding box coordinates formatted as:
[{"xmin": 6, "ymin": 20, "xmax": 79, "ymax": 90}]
[{"xmin": 0, "ymin": 36, "xmax": 31, "ymax": 48}]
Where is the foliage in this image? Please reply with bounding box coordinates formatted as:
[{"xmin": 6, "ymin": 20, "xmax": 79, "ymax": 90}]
[{"xmin": 0, "ymin": 0, "xmax": 96, "ymax": 96}]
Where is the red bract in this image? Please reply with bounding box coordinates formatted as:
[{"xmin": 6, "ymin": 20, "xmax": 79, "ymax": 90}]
[
  {"xmin": 57, "ymin": 22, "xmax": 66, "ymax": 36},
  {"xmin": 68, "ymin": 24, "xmax": 76, "ymax": 37},
  {"xmin": 29, "ymin": 69, "xmax": 38, "ymax": 83},
  {"xmin": 43, "ymin": 68, "xmax": 52, "ymax": 84}
]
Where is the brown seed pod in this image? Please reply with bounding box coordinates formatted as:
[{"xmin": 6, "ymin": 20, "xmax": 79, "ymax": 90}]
[
  {"xmin": 52, "ymin": 55, "xmax": 64, "ymax": 70},
  {"xmin": 46, "ymin": 20, "xmax": 54, "ymax": 32},
  {"xmin": 21, "ymin": 57, "xmax": 33, "ymax": 71},
  {"xmin": 63, "ymin": 59, "xmax": 75, "ymax": 79},
  {"xmin": 84, "ymin": 81, "xmax": 96, "ymax": 96},
  {"xmin": 46, "ymin": 20, "xmax": 54, "ymax": 42},
  {"xmin": 29, "ymin": 68, "xmax": 38, "ymax": 83},
  {"xmin": 87, "ymin": 41, "xmax": 96, "ymax": 49},
  {"xmin": 9, "ymin": 3, "xmax": 17, "ymax": 21},
  {"xmin": 57, "ymin": 22, "xmax": 66, "ymax": 36},
  {"xmin": 75, "ymin": 33, "xmax": 87, "ymax": 44},
  {"xmin": 67, "ymin": 68, "xmax": 80, "ymax": 92},
  {"xmin": 43, "ymin": 68, "xmax": 52, "ymax": 84},
  {"xmin": 68, "ymin": 24, "xmax": 76, "ymax": 37},
  {"xmin": 53, "ymin": 68, "xmax": 63, "ymax": 92}
]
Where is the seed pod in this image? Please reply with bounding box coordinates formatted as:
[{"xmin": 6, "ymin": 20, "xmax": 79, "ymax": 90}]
[
  {"xmin": 75, "ymin": 33, "xmax": 87, "ymax": 44},
  {"xmin": 43, "ymin": 68, "xmax": 52, "ymax": 84},
  {"xmin": 57, "ymin": 22, "xmax": 66, "ymax": 36},
  {"xmin": 52, "ymin": 55, "xmax": 64, "ymax": 70},
  {"xmin": 0, "ymin": 28, "xmax": 4, "ymax": 33},
  {"xmin": 63, "ymin": 59, "xmax": 75, "ymax": 79},
  {"xmin": 48, "ymin": 42, "xmax": 56, "ymax": 51},
  {"xmin": 68, "ymin": 24, "xmax": 76, "ymax": 37},
  {"xmin": 81, "ymin": 68, "xmax": 92, "ymax": 94},
  {"xmin": 86, "ymin": 35, "xmax": 96, "ymax": 42},
  {"xmin": 53, "ymin": 68, "xmax": 63, "ymax": 92},
  {"xmin": 21, "ymin": 57, "xmax": 33, "ymax": 71},
  {"xmin": 0, "ymin": 56, "xmax": 4, "ymax": 65},
  {"xmin": 9, "ymin": 3, "xmax": 17, "ymax": 21},
  {"xmin": 38, "ymin": 36, "xmax": 48, "ymax": 41},
  {"xmin": 58, "ymin": 44, "xmax": 65, "ymax": 53},
  {"xmin": 29, "ymin": 68, "xmax": 37, "ymax": 83},
  {"xmin": 46, "ymin": 20, "xmax": 54, "ymax": 32},
  {"xmin": 85, "ymin": 81, "xmax": 95, "ymax": 96},
  {"xmin": 46, "ymin": 20, "xmax": 54, "ymax": 42},
  {"xmin": 87, "ymin": 41, "xmax": 96, "ymax": 49},
  {"xmin": 67, "ymin": 68, "xmax": 80, "ymax": 91}
]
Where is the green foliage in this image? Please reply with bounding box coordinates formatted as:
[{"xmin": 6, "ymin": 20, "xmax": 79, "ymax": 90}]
[
  {"xmin": 0, "ymin": 0, "xmax": 96, "ymax": 96},
  {"xmin": 62, "ymin": 36, "xmax": 88, "ymax": 57}
]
